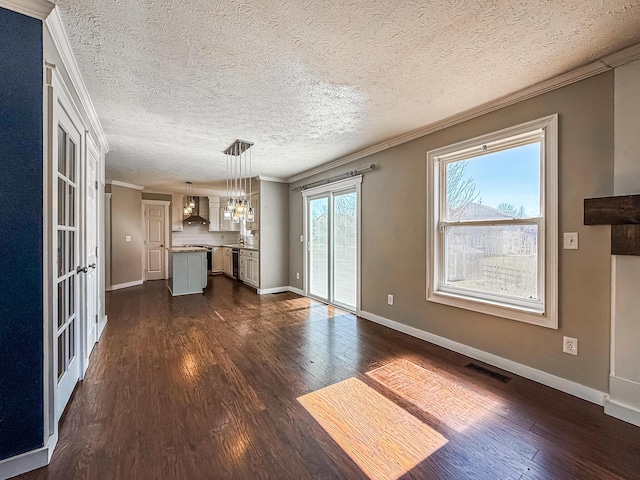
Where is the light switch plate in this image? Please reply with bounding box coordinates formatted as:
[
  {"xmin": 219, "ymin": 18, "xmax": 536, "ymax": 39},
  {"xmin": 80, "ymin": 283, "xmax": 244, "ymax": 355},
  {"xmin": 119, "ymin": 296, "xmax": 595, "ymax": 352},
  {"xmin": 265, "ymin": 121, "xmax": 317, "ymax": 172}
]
[
  {"xmin": 125, "ymin": 235, "xmax": 132, "ymax": 242},
  {"xmin": 564, "ymin": 232, "xmax": 578, "ymax": 249}
]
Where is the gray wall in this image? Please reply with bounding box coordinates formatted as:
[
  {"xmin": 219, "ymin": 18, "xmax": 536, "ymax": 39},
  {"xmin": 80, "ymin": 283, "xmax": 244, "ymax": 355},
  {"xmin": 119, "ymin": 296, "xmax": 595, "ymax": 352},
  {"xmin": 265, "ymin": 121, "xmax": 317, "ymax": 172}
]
[
  {"xmin": 260, "ymin": 181, "xmax": 290, "ymax": 289},
  {"xmin": 110, "ymin": 185, "xmax": 143, "ymax": 286},
  {"xmin": 290, "ymin": 72, "xmax": 614, "ymax": 392}
]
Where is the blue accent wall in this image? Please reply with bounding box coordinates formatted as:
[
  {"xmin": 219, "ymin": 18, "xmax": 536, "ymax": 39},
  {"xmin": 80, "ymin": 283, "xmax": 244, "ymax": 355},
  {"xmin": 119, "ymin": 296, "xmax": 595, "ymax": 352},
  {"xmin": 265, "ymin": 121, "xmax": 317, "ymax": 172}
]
[{"xmin": 0, "ymin": 7, "xmax": 44, "ymax": 459}]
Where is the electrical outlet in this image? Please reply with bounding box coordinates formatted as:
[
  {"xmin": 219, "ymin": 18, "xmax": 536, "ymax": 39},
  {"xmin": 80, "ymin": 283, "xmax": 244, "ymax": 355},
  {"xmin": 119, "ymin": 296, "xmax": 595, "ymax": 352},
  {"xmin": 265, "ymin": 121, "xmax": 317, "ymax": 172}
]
[
  {"xmin": 563, "ymin": 336, "xmax": 578, "ymax": 355},
  {"xmin": 387, "ymin": 294, "xmax": 394, "ymax": 306},
  {"xmin": 296, "ymin": 272, "xmax": 300, "ymax": 280},
  {"xmin": 125, "ymin": 235, "xmax": 131, "ymax": 242},
  {"xmin": 300, "ymin": 235, "xmax": 304, "ymax": 242}
]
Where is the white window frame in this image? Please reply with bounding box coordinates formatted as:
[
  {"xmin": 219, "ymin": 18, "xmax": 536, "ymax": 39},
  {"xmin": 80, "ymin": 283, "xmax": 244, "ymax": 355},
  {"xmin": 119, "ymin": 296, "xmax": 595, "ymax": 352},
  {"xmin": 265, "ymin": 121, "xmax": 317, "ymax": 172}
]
[{"xmin": 426, "ymin": 115, "xmax": 558, "ymax": 328}]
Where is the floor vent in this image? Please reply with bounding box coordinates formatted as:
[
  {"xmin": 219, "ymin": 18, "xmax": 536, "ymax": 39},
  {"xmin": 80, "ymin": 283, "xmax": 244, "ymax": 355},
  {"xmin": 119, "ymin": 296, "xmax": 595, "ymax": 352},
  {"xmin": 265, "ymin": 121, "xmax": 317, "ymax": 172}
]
[{"xmin": 464, "ymin": 362, "xmax": 512, "ymax": 383}]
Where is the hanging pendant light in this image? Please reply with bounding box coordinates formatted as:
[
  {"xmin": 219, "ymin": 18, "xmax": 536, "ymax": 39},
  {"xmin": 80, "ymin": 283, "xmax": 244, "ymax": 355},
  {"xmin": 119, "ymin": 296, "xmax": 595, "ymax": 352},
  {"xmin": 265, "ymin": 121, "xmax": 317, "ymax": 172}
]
[
  {"xmin": 223, "ymin": 139, "xmax": 254, "ymax": 221},
  {"xmin": 184, "ymin": 182, "xmax": 194, "ymax": 214}
]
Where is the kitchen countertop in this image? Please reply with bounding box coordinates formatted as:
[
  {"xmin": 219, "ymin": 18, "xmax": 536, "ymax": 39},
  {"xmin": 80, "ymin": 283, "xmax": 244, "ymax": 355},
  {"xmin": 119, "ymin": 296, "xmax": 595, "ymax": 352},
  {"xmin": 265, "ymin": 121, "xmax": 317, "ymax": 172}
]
[
  {"xmin": 222, "ymin": 244, "xmax": 259, "ymax": 251},
  {"xmin": 168, "ymin": 246, "xmax": 209, "ymax": 252}
]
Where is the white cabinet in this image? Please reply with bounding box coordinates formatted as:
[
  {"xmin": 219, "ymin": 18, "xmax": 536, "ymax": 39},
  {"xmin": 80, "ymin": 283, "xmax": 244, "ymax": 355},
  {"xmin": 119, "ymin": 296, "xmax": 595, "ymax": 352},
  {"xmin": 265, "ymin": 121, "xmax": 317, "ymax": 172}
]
[
  {"xmin": 212, "ymin": 246, "xmax": 224, "ymax": 272},
  {"xmin": 220, "ymin": 212, "xmax": 241, "ymax": 231},
  {"xmin": 240, "ymin": 249, "xmax": 259, "ymax": 288},
  {"xmin": 222, "ymin": 247, "xmax": 233, "ymax": 277},
  {"xmin": 249, "ymin": 257, "xmax": 259, "ymax": 286},
  {"xmin": 208, "ymin": 197, "xmax": 220, "ymax": 231},
  {"xmin": 171, "ymin": 194, "xmax": 184, "ymax": 232}
]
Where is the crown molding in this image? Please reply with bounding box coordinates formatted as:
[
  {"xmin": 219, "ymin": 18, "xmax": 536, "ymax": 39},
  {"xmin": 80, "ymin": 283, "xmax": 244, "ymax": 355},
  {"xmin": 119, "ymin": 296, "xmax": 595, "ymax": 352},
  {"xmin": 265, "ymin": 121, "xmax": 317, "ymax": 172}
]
[
  {"xmin": 44, "ymin": 7, "xmax": 109, "ymax": 154},
  {"xmin": 257, "ymin": 175, "xmax": 288, "ymax": 183},
  {"xmin": 0, "ymin": 0, "xmax": 53, "ymax": 20},
  {"xmin": 107, "ymin": 180, "xmax": 144, "ymax": 190},
  {"xmin": 600, "ymin": 43, "xmax": 640, "ymax": 68},
  {"xmin": 288, "ymin": 42, "xmax": 640, "ymax": 184}
]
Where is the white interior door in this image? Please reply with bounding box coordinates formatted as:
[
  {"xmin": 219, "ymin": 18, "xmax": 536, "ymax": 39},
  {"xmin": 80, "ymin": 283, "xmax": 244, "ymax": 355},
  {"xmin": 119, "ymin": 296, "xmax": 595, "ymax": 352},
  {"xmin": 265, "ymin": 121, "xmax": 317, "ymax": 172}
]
[
  {"xmin": 54, "ymin": 107, "xmax": 82, "ymax": 422},
  {"xmin": 144, "ymin": 203, "xmax": 166, "ymax": 280},
  {"xmin": 84, "ymin": 145, "xmax": 98, "ymax": 361}
]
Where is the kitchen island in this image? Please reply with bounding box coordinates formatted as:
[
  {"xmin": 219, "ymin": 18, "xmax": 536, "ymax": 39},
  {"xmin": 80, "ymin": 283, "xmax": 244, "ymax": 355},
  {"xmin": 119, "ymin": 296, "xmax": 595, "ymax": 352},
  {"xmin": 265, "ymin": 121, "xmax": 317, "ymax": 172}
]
[{"xmin": 168, "ymin": 247, "xmax": 208, "ymax": 296}]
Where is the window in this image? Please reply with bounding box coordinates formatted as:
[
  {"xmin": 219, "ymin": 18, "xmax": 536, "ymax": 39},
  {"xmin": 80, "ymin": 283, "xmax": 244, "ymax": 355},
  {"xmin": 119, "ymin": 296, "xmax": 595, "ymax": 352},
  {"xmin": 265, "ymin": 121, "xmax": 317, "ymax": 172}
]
[{"xmin": 427, "ymin": 115, "xmax": 558, "ymax": 328}]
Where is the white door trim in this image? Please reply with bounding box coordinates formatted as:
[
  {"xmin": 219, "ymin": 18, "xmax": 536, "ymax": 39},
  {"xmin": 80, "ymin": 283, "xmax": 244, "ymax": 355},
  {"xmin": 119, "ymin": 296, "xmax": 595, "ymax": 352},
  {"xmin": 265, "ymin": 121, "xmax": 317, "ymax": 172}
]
[{"xmin": 141, "ymin": 200, "xmax": 170, "ymax": 281}]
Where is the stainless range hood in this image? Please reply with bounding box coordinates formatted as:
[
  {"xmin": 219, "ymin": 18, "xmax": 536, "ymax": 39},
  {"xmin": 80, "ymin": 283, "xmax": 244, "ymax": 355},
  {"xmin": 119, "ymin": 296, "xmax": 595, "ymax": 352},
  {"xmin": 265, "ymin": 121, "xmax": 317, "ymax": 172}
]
[{"xmin": 184, "ymin": 197, "xmax": 208, "ymax": 225}]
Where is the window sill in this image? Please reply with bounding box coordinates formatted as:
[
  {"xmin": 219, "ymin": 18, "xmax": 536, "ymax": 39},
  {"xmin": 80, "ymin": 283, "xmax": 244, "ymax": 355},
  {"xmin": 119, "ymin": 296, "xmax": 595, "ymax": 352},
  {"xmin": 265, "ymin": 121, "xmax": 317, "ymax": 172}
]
[{"xmin": 427, "ymin": 289, "xmax": 557, "ymax": 329}]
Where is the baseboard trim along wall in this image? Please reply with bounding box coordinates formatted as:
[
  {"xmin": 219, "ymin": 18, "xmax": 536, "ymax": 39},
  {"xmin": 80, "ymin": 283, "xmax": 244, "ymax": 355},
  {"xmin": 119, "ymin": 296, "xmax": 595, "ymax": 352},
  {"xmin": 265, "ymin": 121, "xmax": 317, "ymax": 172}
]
[
  {"xmin": 604, "ymin": 398, "xmax": 640, "ymax": 428},
  {"xmin": 106, "ymin": 279, "xmax": 143, "ymax": 291},
  {"xmin": 605, "ymin": 375, "xmax": 640, "ymax": 427},
  {"xmin": 257, "ymin": 286, "xmax": 290, "ymax": 295},
  {"xmin": 97, "ymin": 315, "xmax": 108, "ymax": 340},
  {"xmin": 357, "ymin": 309, "xmax": 607, "ymax": 407},
  {"xmin": 257, "ymin": 286, "xmax": 305, "ymax": 296},
  {"xmin": 0, "ymin": 431, "xmax": 57, "ymax": 480},
  {"xmin": 288, "ymin": 286, "xmax": 305, "ymax": 296}
]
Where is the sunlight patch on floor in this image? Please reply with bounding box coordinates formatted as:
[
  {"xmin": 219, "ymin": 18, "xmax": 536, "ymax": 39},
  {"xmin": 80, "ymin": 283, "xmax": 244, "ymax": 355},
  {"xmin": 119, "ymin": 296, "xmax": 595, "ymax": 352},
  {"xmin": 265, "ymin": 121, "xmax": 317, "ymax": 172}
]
[
  {"xmin": 298, "ymin": 377, "xmax": 447, "ymax": 480},
  {"xmin": 367, "ymin": 359, "xmax": 501, "ymax": 432}
]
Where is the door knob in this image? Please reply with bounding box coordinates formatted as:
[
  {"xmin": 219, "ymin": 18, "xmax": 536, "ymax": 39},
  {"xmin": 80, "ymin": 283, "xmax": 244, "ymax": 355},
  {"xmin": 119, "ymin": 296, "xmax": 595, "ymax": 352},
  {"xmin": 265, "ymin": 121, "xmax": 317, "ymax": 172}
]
[
  {"xmin": 89, "ymin": 263, "xmax": 96, "ymax": 269},
  {"xmin": 76, "ymin": 266, "xmax": 88, "ymax": 273}
]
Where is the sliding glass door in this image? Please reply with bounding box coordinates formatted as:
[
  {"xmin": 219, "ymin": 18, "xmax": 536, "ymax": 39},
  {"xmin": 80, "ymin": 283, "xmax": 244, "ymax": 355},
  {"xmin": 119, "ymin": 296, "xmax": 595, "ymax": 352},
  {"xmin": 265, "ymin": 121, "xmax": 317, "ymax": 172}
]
[
  {"xmin": 332, "ymin": 191, "xmax": 357, "ymax": 308},
  {"xmin": 305, "ymin": 178, "xmax": 360, "ymax": 311},
  {"xmin": 309, "ymin": 196, "xmax": 329, "ymax": 300}
]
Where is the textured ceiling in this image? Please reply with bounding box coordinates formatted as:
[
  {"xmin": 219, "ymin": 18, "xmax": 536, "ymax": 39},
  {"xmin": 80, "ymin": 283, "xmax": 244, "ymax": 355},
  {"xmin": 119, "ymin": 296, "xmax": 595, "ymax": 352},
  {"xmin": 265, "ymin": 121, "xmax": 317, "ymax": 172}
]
[{"xmin": 55, "ymin": 0, "xmax": 640, "ymax": 195}]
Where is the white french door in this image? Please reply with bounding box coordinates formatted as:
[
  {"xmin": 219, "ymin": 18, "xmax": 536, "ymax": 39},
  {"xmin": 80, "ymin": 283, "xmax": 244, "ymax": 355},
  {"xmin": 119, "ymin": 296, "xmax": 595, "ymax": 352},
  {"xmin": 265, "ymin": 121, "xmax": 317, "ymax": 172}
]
[
  {"xmin": 304, "ymin": 177, "xmax": 361, "ymax": 311},
  {"xmin": 53, "ymin": 106, "xmax": 82, "ymax": 422}
]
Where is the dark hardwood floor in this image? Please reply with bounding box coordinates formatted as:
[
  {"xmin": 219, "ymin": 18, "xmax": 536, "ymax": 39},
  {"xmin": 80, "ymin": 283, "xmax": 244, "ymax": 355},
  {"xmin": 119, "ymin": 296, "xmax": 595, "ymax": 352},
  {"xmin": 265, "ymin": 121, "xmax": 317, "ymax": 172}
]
[{"xmin": 17, "ymin": 276, "xmax": 640, "ymax": 479}]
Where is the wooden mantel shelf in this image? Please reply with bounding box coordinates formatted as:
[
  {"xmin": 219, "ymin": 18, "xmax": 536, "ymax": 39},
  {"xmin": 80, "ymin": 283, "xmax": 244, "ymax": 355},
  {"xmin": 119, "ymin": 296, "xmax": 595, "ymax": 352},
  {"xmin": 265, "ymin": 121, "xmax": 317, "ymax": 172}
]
[{"xmin": 584, "ymin": 195, "xmax": 640, "ymax": 255}]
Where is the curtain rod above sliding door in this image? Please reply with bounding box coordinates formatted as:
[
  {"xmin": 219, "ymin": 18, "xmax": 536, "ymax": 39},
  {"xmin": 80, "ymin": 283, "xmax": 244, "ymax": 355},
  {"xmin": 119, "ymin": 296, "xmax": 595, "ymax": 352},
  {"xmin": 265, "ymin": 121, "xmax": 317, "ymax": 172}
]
[{"xmin": 291, "ymin": 164, "xmax": 376, "ymax": 192}]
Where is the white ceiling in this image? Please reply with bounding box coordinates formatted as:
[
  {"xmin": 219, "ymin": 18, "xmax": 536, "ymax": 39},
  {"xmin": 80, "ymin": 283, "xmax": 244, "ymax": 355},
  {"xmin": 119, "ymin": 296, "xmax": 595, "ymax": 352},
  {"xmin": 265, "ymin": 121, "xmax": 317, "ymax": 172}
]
[{"xmin": 55, "ymin": 0, "xmax": 640, "ymax": 196}]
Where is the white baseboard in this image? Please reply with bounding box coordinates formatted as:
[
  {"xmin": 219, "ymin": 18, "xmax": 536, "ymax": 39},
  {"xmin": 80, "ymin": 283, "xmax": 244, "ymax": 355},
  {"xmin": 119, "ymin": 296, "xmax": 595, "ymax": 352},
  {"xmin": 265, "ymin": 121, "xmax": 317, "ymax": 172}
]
[
  {"xmin": 357, "ymin": 309, "xmax": 607, "ymax": 406},
  {"xmin": 97, "ymin": 315, "xmax": 107, "ymax": 340},
  {"xmin": 0, "ymin": 432, "xmax": 57, "ymax": 479},
  {"xmin": 605, "ymin": 375, "xmax": 640, "ymax": 427},
  {"xmin": 258, "ymin": 286, "xmax": 290, "ymax": 295},
  {"xmin": 106, "ymin": 279, "xmax": 143, "ymax": 291},
  {"xmin": 604, "ymin": 398, "xmax": 640, "ymax": 427},
  {"xmin": 288, "ymin": 286, "xmax": 305, "ymax": 296}
]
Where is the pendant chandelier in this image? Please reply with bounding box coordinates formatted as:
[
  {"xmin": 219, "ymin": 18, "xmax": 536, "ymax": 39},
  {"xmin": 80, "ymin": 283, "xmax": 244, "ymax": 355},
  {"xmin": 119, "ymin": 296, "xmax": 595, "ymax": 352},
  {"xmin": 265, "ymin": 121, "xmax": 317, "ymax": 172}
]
[
  {"xmin": 223, "ymin": 139, "xmax": 255, "ymax": 223},
  {"xmin": 183, "ymin": 181, "xmax": 196, "ymax": 215}
]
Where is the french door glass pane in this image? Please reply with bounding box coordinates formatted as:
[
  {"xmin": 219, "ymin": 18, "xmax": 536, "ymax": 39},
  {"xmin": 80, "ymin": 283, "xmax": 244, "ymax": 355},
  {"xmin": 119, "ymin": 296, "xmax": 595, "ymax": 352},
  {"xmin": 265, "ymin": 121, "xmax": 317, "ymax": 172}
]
[
  {"xmin": 58, "ymin": 178, "xmax": 66, "ymax": 225},
  {"xmin": 57, "ymin": 280, "xmax": 65, "ymax": 328},
  {"xmin": 58, "ymin": 231, "xmax": 65, "ymax": 277},
  {"xmin": 68, "ymin": 319, "xmax": 75, "ymax": 361},
  {"xmin": 68, "ymin": 231, "xmax": 75, "ymax": 273},
  {"xmin": 443, "ymin": 224, "xmax": 539, "ymax": 300},
  {"xmin": 57, "ymin": 126, "xmax": 66, "ymax": 176},
  {"xmin": 58, "ymin": 334, "xmax": 64, "ymax": 380},
  {"xmin": 309, "ymin": 197, "xmax": 328, "ymax": 300},
  {"xmin": 68, "ymin": 185, "xmax": 75, "ymax": 226},
  {"xmin": 68, "ymin": 275, "xmax": 75, "ymax": 316},
  {"xmin": 333, "ymin": 192, "xmax": 357, "ymax": 309},
  {"xmin": 68, "ymin": 140, "xmax": 76, "ymax": 183}
]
